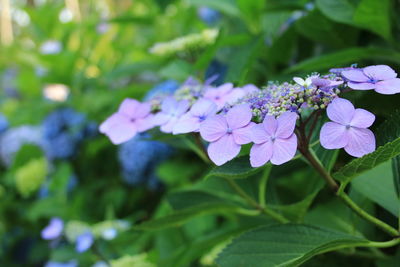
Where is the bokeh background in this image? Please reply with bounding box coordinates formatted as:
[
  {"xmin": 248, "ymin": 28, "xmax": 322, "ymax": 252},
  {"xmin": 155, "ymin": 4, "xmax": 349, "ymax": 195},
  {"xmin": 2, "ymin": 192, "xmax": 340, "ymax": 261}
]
[{"xmin": 1, "ymin": 0, "xmax": 400, "ymax": 266}]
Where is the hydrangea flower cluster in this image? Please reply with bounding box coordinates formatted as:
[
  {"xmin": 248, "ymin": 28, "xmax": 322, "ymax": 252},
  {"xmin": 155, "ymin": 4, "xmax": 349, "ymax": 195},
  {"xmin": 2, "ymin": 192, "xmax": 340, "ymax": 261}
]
[
  {"xmin": 100, "ymin": 65, "xmax": 400, "ymax": 167},
  {"xmin": 42, "ymin": 108, "xmax": 97, "ymax": 159}
]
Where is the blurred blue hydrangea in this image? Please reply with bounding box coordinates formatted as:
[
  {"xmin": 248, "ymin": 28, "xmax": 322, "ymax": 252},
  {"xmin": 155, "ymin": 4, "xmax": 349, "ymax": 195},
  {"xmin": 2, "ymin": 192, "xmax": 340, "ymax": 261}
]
[
  {"xmin": 75, "ymin": 232, "xmax": 94, "ymax": 253},
  {"xmin": 205, "ymin": 60, "xmax": 227, "ymax": 86},
  {"xmin": 42, "ymin": 108, "xmax": 97, "ymax": 159},
  {"xmin": 0, "ymin": 125, "xmax": 46, "ymax": 166},
  {"xmin": 143, "ymin": 80, "xmax": 180, "ymax": 101},
  {"xmin": 197, "ymin": 7, "xmax": 220, "ymax": 25},
  {"xmin": 118, "ymin": 134, "xmax": 172, "ymax": 188},
  {"xmin": 44, "ymin": 260, "xmax": 78, "ymax": 267},
  {"xmin": 0, "ymin": 113, "xmax": 9, "ymax": 134}
]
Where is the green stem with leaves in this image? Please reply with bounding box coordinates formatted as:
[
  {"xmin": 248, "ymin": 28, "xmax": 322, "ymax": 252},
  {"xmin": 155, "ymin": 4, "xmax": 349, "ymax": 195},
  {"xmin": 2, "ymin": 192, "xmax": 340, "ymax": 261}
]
[
  {"xmin": 224, "ymin": 178, "xmax": 289, "ymax": 223},
  {"xmin": 301, "ymin": 146, "xmax": 399, "ymax": 237}
]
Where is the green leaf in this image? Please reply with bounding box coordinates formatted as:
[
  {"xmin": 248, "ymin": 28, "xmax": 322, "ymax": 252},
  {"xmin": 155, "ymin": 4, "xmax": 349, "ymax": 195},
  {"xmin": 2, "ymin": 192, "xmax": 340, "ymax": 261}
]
[
  {"xmin": 216, "ymin": 224, "xmax": 368, "ymax": 267},
  {"xmin": 159, "ymin": 60, "xmax": 194, "ymax": 81},
  {"xmin": 285, "ymin": 47, "xmax": 400, "ymax": 73},
  {"xmin": 351, "ymin": 161, "xmax": 398, "ymax": 217},
  {"xmin": 133, "ymin": 203, "xmax": 239, "ymax": 231},
  {"xmin": 168, "ymin": 190, "xmax": 237, "ymax": 210},
  {"xmin": 187, "ymin": 0, "xmax": 241, "ymax": 17},
  {"xmin": 334, "ymin": 136, "xmax": 400, "ymax": 184},
  {"xmin": 206, "ymin": 156, "xmax": 264, "ymax": 179},
  {"xmin": 392, "ymin": 156, "xmax": 400, "ymax": 198},
  {"xmin": 316, "ymin": 0, "xmax": 356, "ymax": 25},
  {"xmin": 353, "ymin": 0, "xmax": 391, "ymax": 40}
]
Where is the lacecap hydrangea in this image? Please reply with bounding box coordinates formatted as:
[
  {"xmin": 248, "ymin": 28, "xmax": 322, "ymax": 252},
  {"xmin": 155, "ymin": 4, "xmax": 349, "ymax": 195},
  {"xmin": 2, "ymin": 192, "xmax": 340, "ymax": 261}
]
[{"xmin": 100, "ymin": 65, "xmax": 400, "ymax": 167}]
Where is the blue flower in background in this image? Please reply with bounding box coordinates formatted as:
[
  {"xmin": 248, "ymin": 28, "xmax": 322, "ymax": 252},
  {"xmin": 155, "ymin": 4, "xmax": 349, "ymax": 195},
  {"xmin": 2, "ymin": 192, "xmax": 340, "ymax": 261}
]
[
  {"xmin": 75, "ymin": 232, "xmax": 94, "ymax": 253},
  {"xmin": 0, "ymin": 113, "xmax": 9, "ymax": 134},
  {"xmin": 0, "ymin": 125, "xmax": 46, "ymax": 166},
  {"xmin": 205, "ymin": 60, "xmax": 227, "ymax": 86},
  {"xmin": 118, "ymin": 134, "xmax": 172, "ymax": 188},
  {"xmin": 143, "ymin": 80, "xmax": 180, "ymax": 101},
  {"xmin": 41, "ymin": 217, "xmax": 64, "ymax": 240},
  {"xmin": 42, "ymin": 108, "xmax": 97, "ymax": 159},
  {"xmin": 44, "ymin": 260, "xmax": 78, "ymax": 267},
  {"xmin": 197, "ymin": 7, "xmax": 220, "ymax": 25}
]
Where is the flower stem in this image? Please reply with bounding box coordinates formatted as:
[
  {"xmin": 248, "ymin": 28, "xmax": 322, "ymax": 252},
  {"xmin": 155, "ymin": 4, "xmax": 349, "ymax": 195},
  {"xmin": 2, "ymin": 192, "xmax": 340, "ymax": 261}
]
[
  {"xmin": 224, "ymin": 178, "xmax": 289, "ymax": 223},
  {"xmin": 301, "ymin": 147, "xmax": 400, "ymax": 237},
  {"xmin": 300, "ymin": 148, "xmax": 339, "ymax": 192},
  {"xmin": 337, "ymin": 192, "xmax": 399, "ymax": 237},
  {"xmin": 258, "ymin": 165, "xmax": 271, "ymax": 208}
]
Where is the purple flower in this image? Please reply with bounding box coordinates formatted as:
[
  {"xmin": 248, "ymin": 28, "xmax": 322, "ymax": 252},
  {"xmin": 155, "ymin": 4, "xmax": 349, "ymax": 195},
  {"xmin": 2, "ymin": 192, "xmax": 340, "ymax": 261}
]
[
  {"xmin": 342, "ymin": 65, "xmax": 400, "ymax": 94},
  {"xmin": 320, "ymin": 98, "xmax": 375, "ymax": 157},
  {"xmin": 153, "ymin": 97, "xmax": 190, "ymax": 133},
  {"xmin": 204, "ymin": 83, "xmax": 245, "ymax": 109},
  {"xmin": 75, "ymin": 232, "xmax": 94, "ymax": 253},
  {"xmin": 99, "ymin": 99, "xmax": 154, "ymax": 144},
  {"xmin": 200, "ymin": 104, "xmax": 254, "ymax": 166},
  {"xmin": 41, "ymin": 217, "xmax": 64, "ymax": 240},
  {"xmin": 242, "ymin": 84, "xmax": 260, "ymax": 95},
  {"xmin": 173, "ymin": 98, "xmax": 217, "ymax": 134},
  {"xmin": 250, "ymin": 112, "xmax": 298, "ymax": 167},
  {"xmin": 311, "ymin": 77, "xmax": 343, "ymax": 92}
]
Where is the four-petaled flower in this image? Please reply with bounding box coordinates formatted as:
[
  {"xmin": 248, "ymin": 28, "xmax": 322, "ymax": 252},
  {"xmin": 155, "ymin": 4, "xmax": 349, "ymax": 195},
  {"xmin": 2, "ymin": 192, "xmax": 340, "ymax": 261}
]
[
  {"xmin": 320, "ymin": 98, "xmax": 375, "ymax": 157},
  {"xmin": 99, "ymin": 99, "xmax": 154, "ymax": 145},
  {"xmin": 311, "ymin": 77, "xmax": 343, "ymax": 92},
  {"xmin": 342, "ymin": 65, "xmax": 400, "ymax": 94},
  {"xmin": 250, "ymin": 112, "xmax": 298, "ymax": 167},
  {"xmin": 173, "ymin": 98, "xmax": 217, "ymax": 134},
  {"xmin": 204, "ymin": 83, "xmax": 245, "ymax": 109},
  {"xmin": 200, "ymin": 104, "xmax": 254, "ymax": 166},
  {"xmin": 153, "ymin": 97, "xmax": 189, "ymax": 133}
]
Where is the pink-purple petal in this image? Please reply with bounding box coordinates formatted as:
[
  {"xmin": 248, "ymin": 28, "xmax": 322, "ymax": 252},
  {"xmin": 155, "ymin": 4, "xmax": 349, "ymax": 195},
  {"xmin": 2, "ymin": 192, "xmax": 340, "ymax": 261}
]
[
  {"xmin": 99, "ymin": 113, "xmax": 128, "ymax": 134},
  {"xmin": 363, "ymin": 65, "xmax": 397, "ymax": 81},
  {"xmin": 199, "ymin": 115, "xmax": 228, "ymax": 142},
  {"xmin": 262, "ymin": 115, "xmax": 278, "ymax": 136},
  {"xmin": 226, "ymin": 104, "xmax": 253, "ymax": 129},
  {"xmin": 135, "ymin": 102, "xmax": 152, "ymax": 118},
  {"xmin": 225, "ymin": 88, "xmax": 246, "ymax": 105},
  {"xmin": 375, "ymin": 78, "xmax": 400, "ymax": 95},
  {"xmin": 160, "ymin": 117, "xmax": 178, "ymax": 133},
  {"xmin": 350, "ymin": 109, "xmax": 375, "ymax": 128},
  {"xmin": 104, "ymin": 121, "xmax": 137, "ymax": 145},
  {"xmin": 207, "ymin": 134, "xmax": 241, "ymax": 166},
  {"xmin": 347, "ymin": 82, "xmax": 376, "ymax": 90},
  {"xmin": 232, "ymin": 122, "xmax": 255, "ymax": 145},
  {"xmin": 190, "ymin": 99, "xmax": 217, "ymax": 117},
  {"xmin": 320, "ymin": 122, "xmax": 348, "ymax": 149},
  {"xmin": 152, "ymin": 113, "xmax": 170, "ymax": 126},
  {"xmin": 176, "ymin": 100, "xmax": 190, "ymax": 115},
  {"xmin": 173, "ymin": 115, "xmax": 199, "ymax": 134},
  {"xmin": 270, "ymin": 134, "xmax": 297, "ymax": 165},
  {"xmin": 250, "ymin": 142, "xmax": 273, "ymax": 167},
  {"xmin": 341, "ymin": 69, "xmax": 369, "ymax": 82},
  {"xmin": 161, "ymin": 97, "xmax": 178, "ymax": 113},
  {"xmin": 135, "ymin": 116, "xmax": 155, "ymax": 132},
  {"xmin": 251, "ymin": 123, "xmax": 270, "ymax": 144},
  {"xmin": 276, "ymin": 112, "xmax": 298, "ymax": 139},
  {"xmin": 118, "ymin": 98, "xmax": 140, "ymax": 117},
  {"xmin": 344, "ymin": 128, "xmax": 375, "ymax": 157},
  {"xmin": 327, "ymin": 98, "xmax": 354, "ymax": 125}
]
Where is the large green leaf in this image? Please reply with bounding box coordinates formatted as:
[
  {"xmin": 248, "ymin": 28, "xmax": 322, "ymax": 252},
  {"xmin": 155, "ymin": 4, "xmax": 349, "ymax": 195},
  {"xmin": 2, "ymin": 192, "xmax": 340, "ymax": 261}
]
[
  {"xmin": 133, "ymin": 203, "xmax": 238, "ymax": 231},
  {"xmin": 351, "ymin": 161, "xmax": 398, "ymax": 217},
  {"xmin": 216, "ymin": 224, "xmax": 368, "ymax": 267},
  {"xmin": 333, "ymin": 137, "xmax": 400, "ymax": 184},
  {"xmin": 168, "ymin": 190, "xmax": 239, "ymax": 210},
  {"xmin": 316, "ymin": 0, "xmax": 356, "ymax": 25},
  {"xmin": 206, "ymin": 156, "xmax": 264, "ymax": 179},
  {"xmin": 353, "ymin": 0, "xmax": 391, "ymax": 40},
  {"xmin": 285, "ymin": 47, "xmax": 400, "ymax": 73}
]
